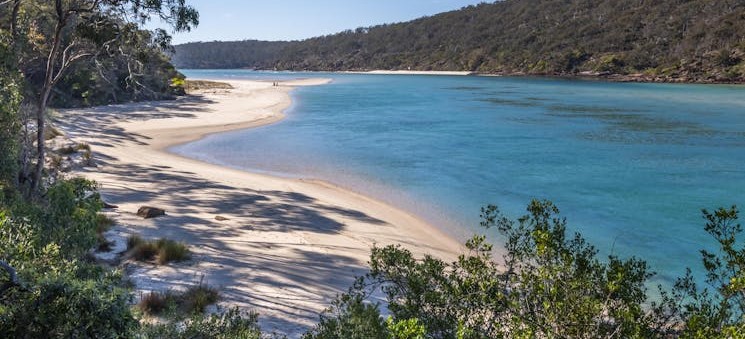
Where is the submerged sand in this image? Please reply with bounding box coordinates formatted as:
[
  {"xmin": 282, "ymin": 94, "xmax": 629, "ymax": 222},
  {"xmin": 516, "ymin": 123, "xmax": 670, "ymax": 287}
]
[{"xmin": 59, "ymin": 79, "xmax": 462, "ymax": 336}]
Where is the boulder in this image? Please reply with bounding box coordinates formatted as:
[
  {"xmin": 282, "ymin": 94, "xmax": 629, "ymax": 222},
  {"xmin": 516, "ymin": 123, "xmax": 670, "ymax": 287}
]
[
  {"xmin": 215, "ymin": 215, "xmax": 229, "ymax": 221},
  {"xmin": 137, "ymin": 206, "xmax": 165, "ymax": 219}
]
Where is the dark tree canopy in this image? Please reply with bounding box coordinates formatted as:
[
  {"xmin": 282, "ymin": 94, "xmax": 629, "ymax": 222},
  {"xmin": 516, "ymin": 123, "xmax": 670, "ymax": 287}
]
[{"xmin": 173, "ymin": 0, "xmax": 745, "ymax": 83}]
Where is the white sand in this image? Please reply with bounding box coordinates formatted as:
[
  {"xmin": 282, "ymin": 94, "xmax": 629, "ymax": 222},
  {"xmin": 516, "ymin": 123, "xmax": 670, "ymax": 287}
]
[
  {"xmin": 59, "ymin": 79, "xmax": 462, "ymax": 337},
  {"xmin": 353, "ymin": 70, "xmax": 475, "ymax": 76}
]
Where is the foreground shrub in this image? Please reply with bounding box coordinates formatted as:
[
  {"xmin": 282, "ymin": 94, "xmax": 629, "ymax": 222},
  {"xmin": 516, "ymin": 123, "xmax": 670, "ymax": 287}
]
[
  {"xmin": 652, "ymin": 206, "xmax": 745, "ymax": 338},
  {"xmin": 44, "ymin": 178, "xmax": 102, "ymax": 257},
  {"xmin": 309, "ymin": 201, "xmax": 745, "ymax": 338},
  {"xmin": 2, "ymin": 275, "xmax": 135, "ymax": 337},
  {"xmin": 140, "ymin": 307, "xmax": 261, "ymax": 339},
  {"xmin": 304, "ymin": 295, "xmax": 388, "ymax": 339}
]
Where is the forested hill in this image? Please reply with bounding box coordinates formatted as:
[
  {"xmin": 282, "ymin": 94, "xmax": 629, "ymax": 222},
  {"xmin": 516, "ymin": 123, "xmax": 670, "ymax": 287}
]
[{"xmin": 173, "ymin": 0, "xmax": 745, "ymax": 83}]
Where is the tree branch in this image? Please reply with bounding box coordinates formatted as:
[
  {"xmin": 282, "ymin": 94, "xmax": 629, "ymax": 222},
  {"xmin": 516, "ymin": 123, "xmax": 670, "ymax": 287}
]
[{"xmin": 0, "ymin": 259, "xmax": 23, "ymax": 294}]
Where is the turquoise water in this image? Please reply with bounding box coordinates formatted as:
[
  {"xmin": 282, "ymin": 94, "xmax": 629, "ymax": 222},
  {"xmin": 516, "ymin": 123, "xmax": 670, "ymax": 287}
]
[{"xmin": 177, "ymin": 69, "xmax": 745, "ymax": 285}]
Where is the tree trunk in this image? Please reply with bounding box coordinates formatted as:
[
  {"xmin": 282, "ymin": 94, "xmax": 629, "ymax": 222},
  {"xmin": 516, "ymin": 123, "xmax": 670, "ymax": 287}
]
[
  {"xmin": 29, "ymin": 0, "xmax": 64, "ymax": 192},
  {"xmin": 10, "ymin": 0, "xmax": 21, "ymax": 39},
  {"xmin": 17, "ymin": 105, "xmax": 31, "ymax": 197},
  {"xmin": 31, "ymin": 100, "xmax": 46, "ymax": 192}
]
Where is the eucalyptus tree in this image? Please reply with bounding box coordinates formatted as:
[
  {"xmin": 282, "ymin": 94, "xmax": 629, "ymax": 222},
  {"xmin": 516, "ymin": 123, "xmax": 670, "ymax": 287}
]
[{"xmin": 2, "ymin": 0, "xmax": 198, "ymax": 193}]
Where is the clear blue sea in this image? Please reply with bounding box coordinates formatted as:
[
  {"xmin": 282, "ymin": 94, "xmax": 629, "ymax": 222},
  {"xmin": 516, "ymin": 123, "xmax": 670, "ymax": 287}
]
[{"xmin": 176, "ymin": 69, "xmax": 745, "ymax": 286}]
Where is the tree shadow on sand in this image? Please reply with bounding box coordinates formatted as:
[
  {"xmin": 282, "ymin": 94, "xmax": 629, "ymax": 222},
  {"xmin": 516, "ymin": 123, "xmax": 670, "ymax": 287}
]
[
  {"xmin": 63, "ymin": 92, "xmax": 440, "ymax": 335},
  {"xmin": 55, "ymin": 95, "xmax": 216, "ymax": 147}
]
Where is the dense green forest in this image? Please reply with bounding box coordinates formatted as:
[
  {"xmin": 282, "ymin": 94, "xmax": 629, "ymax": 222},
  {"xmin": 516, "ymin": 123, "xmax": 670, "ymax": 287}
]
[
  {"xmin": 173, "ymin": 0, "xmax": 745, "ymax": 83},
  {"xmin": 2, "ymin": 0, "xmax": 745, "ymax": 337}
]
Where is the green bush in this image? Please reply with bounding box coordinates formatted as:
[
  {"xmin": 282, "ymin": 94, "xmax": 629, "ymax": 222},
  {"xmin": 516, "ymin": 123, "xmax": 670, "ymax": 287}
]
[
  {"xmin": 0, "ymin": 273, "xmax": 136, "ymax": 338},
  {"xmin": 652, "ymin": 206, "xmax": 745, "ymax": 338},
  {"xmin": 140, "ymin": 307, "xmax": 261, "ymax": 338},
  {"xmin": 0, "ymin": 209, "xmax": 135, "ymax": 338},
  {"xmin": 0, "ymin": 35, "xmax": 21, "ymax": 189},
  {"xmin": 304, "ymin": 295, "xmax": 388, "ymax": 339},
  {"xmin": 44, "ymin": 178, "xmax": 102, "ymax": 257}
]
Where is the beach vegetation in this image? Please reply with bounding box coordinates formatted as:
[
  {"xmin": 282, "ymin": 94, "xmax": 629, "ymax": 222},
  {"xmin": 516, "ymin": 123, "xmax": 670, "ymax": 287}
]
[
  {"xmin": 184, "ymin": 79, "xmax": 234, "ymax": 92},
  {"xmin": 180, "ymin": 281, "xmax": 220, "ymax": 314},
  {"xmin": 2, "ymin": 1, "xmax": 745, "ymax": 335},
  {"xmin": 0, "ymin": 177, "xmax": 137, "ymax": 337},
  {"xmin": 95, "ymin": 213, "xmax": 115, "ymax": 251},
  {"xmin": 304, "ymin": 294, "xmax": 388, "ymax": 339},
  {"xmin": 138, "ymin": 290, "xmax": 173, "ymax": 315},
  {"xmin": 139, "ymin": 307, "xmax": 261, "ymax": 338},
  {"xmin": 3, "ymin": 0, "xmax": 198, "ymax": 194},
  {"xmin": 0, "ymin": 2, "xmax": 268, "ymax": 338},
  {"xmin": 126, "ymin": 235, "xmax": 191, "ymax": 264},
  {"xmin": 138, "ymin": 280, "xmax": 219, "ymax": 317},
  {"xmin": 307, "ymin": 200, "xmax": 745, "ymax": 338}
]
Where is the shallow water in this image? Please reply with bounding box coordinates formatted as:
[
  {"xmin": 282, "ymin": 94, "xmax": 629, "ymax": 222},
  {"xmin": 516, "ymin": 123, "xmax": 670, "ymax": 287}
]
[{"xmin": 176, "ymin": 70, "xmax": 745, "ymax": 286}]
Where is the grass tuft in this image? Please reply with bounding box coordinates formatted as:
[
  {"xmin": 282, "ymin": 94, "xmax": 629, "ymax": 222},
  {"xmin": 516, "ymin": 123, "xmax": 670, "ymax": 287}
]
[
  {"xmin": 181, "ymin": 282, "xmax": 219, "ymax": 314},
  {"xmin": 44, "ymin": 126, "xmax": 62, "ymax": 140},
  {"xmin": 138, "ymin": 291, "xmax": 173, "ymax": 315},
  {"xmin": 185, "ymin": 80, "xmax": 233, "ymax": 92},
  {"xmin": 127, "ymin": 235, "xmax": 190, "ymax": 264},
  {"xmin": 75, "ymin": 143, "xmax": 91, "ymax": 151},
  {"xmin": 127, "ymin": 234, "xmax": 144, "ymax": 250},
  {"xmin": 56, "ymin": 146, "xmax": 76, "ymax": 155},
  {"xmin": 137, "ymin": 281, "xmax": 220, "ymax": 317},
  {"xmin": 156, "ymin": 239, "xmax": 191, "ymax": 264},
  {"xmin": 96, "ymin": 213, "xmax": 115, "ymax": 233},
  {"xmin": 131, "ymin": 242, "xmax": 159, "ymax": 262}
]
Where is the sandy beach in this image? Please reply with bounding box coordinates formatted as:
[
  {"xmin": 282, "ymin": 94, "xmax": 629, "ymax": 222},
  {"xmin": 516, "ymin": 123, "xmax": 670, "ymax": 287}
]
[{"xmin": 57, "ymin": 79, "xmax": 462, "ymax": 336}]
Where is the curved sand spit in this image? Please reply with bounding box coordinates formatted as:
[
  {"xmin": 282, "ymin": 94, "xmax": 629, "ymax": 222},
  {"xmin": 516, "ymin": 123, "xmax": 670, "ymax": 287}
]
[{"xmin": 59, "ymin": 78, "xmax": 462, "ymax": 336}]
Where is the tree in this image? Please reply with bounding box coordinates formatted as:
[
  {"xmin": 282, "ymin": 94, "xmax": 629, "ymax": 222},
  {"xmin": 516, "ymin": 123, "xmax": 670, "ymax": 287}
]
[
  {"xmin": 315, "ymin": 200, "xmax": 662, "ymax": 338},
  {"xmin": 654, "ymin": 206, "xmax": 745, "ymax": 338},
  {"xmin": 4, "ymin": 0, "xmax": 198, "ymax": 192},
  {"xmin": 0, "ymin": 31, "xmax": 21, "ymax": 192}
]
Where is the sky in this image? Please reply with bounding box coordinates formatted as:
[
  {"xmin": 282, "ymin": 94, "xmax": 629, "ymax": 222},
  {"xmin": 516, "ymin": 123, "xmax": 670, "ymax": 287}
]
[{"xmin": 148, "ymin": 0, "xmax": 489, "ymax": 44}]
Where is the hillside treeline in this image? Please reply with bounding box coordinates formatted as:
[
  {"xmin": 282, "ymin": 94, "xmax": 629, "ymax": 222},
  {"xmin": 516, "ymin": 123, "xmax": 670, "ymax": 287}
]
[
  {"xmin": 173, "ymin": 0, "xmax": 745, "ymax": 82},
  {"xmin": 3, "ymin": 0, "xmax": 745, "ymax": 337}
]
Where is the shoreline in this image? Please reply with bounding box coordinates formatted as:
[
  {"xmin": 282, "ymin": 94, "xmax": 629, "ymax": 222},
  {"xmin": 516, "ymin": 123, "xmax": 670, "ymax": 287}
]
[
  {"xmin": 346, "ymin": 70, "xmax": 475, "ymax": 76},
  {"xmin": 59, "ymin": 78, "xmax": 462, "ymax": 336},
  {"xmin": 230, "ymin": 68, "xmax": 745, "ymax": 84}
]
